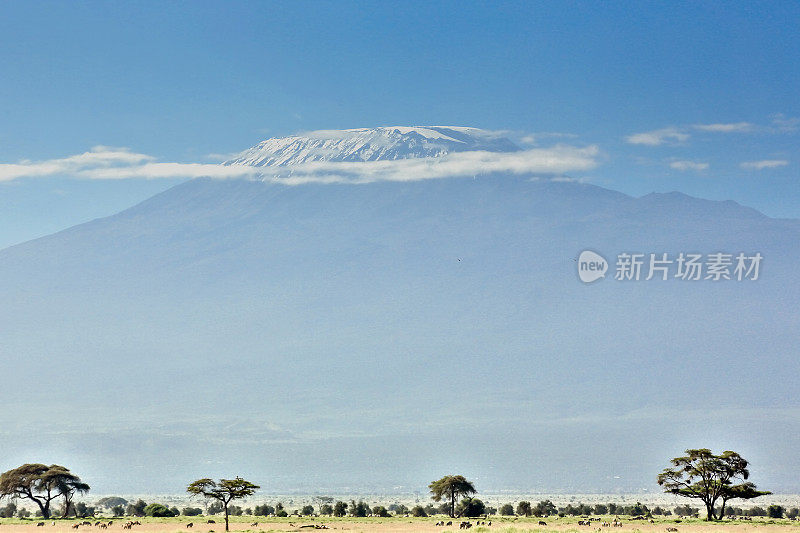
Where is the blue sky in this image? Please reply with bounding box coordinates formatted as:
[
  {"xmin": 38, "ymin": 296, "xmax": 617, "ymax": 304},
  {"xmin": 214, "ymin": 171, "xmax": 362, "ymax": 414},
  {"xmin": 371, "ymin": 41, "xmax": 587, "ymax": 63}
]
[{"xmin": 0, "ymin": 1, "xmax": 798, "ymax": 248}]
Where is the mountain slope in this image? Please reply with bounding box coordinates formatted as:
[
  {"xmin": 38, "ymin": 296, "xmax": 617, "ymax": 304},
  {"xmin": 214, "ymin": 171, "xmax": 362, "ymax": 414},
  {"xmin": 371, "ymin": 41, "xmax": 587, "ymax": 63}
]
[{"xmin": 0, "ymin": 130, "xmax": 798, "ymax": 493}]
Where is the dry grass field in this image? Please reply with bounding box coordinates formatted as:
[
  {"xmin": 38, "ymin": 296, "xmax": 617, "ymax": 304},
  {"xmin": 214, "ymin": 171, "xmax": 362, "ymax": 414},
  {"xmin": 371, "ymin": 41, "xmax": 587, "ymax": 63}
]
[{"xmin": 2, "ymin": 517, "xmax": 800, "ymax": 533}]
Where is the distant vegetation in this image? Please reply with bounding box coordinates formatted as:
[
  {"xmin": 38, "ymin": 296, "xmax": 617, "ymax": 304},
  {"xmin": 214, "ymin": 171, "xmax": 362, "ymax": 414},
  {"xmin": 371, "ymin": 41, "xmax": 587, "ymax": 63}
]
[{"xmin": 0, "ymin": 453, "xmax": 786, "ymax": 522}]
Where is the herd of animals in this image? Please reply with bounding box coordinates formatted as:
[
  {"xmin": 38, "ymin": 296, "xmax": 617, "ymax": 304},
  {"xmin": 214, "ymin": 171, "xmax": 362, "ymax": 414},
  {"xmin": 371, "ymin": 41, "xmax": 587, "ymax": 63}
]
[{"xmin": 17, "ymin": 516, "xmax": 697, "ymax": 531}]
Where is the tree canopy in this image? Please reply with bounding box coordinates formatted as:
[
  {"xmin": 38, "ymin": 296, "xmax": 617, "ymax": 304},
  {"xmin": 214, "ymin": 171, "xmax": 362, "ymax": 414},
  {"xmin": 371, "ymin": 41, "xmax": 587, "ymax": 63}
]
[
  {"xmin": 429, "ymin": 475, "xmax": 477, "ymax": 518},
  {"xmin": 657, "ymin": 449, "xmax": 770, "ymax": 520},
  {"xmin": 186, "ymin": 477, "xmax": 259, "ymax": 531},
  {"xmin": 0, "ymin": 464, "xmax": 89, "ymax": 519}
]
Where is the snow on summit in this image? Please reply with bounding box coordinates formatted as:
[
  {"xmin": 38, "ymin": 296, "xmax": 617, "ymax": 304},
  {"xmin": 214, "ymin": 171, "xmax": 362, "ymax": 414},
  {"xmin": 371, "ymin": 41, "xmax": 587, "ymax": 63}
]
[{"xmin": 225, "ymin": 126, "xmax": 520, "ymax": 167}]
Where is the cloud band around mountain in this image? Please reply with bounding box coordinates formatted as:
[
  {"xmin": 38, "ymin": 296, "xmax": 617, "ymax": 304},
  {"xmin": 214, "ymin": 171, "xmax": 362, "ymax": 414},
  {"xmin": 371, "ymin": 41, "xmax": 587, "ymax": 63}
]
[{"xmin": 0, "ymin": 144, "xmax": 600, "ymax": 184}]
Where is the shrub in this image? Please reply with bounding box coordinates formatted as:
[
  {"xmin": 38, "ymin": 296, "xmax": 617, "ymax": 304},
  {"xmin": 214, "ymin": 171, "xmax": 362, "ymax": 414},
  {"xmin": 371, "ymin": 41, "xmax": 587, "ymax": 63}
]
[
  {"xmin": 183, "ymin": 508, "xmax": 203, "ymax": 516},
  {"xmin": 301, "ymin": 505, "xmax": 314, "ymax": 516},
  {"xmin": 499, "ymin": 503, "xmax": 514, "ymax": 516},
  {"xmin": 143, "ymin": 503, "xmax": 174, "ymax": 517},
  {"xmin": 372, "ymin": 506, "xmax": 390, "ymax": 517},
  {"xmin": 457, "ymin": 498, "xmax": 486, "ymax": 518},
  {"xmin": 411, "ymin": 506, "xmax": 427, "ymax": 517},
  {"xmin": 253, "ymin": 505, "xmax": 274, "ymax": 516},
  {"xmin": 768, "ymin": 505, "xmax": 785, "ymax": 519},
  {"xmin": 516, "ymin": 501, "xmax": 532, "ymax": 517}
]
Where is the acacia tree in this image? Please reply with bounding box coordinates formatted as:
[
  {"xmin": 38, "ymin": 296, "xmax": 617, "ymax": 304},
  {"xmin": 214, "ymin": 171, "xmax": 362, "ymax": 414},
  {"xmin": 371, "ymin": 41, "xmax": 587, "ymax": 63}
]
[
  {"xmin": 186, "ymin": 477, "xmax": 259, "ymax": 531},
  {"xmin": 0, "ymin": 464, "xmax": 90, "ymax": 519},
  {"xmin": 657, "ymin": 449, "xmax": 770, "ymax": 520},
  {"xmin": 429, "ymin": 475, "xmax": 476, "ymax": 518}
]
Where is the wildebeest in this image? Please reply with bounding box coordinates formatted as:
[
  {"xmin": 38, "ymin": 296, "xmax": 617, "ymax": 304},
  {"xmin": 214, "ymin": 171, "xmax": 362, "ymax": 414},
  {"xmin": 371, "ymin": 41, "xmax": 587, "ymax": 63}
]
[
  {"xmin": 207, "ymin": 520, "xmax": 215, "ymax": 524},
  {"xmin": 539, "ymin": 521, "xmax": 547, "ymax": 526},
  {"xmin": 666, "ymin": 528, "xmax": 678, "ymax": 532},
  {"xmin": 37, "ymin": 523, "xmax": 45, "ymax": 527},
  {"xmin": 186, "ymin": 524, "xmax": 193, "ymax": 529}
]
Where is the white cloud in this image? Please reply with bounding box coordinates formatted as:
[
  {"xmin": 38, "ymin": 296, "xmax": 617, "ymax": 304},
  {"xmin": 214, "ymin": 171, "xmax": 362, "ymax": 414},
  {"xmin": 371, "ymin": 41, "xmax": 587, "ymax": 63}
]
[
  {"xmin": 770, "ymin": 114, "xmax": 799, "ymax": 133},
  {"xmin": 693, "ymin": 122, "xmax": 753, "ymax": 133},
  {"xmin": 625, "ymin": 127, "xmax": 689, "ymax": 146},
  {"xmin": 740, "ymin": 159, "xmax": 789, "ymax": 170},
  {"xmin": 519, "ymin": 132, "xmax": 578, "ymax": 146},
  {"xmin": 262, "ymin": 145, "xmax": 600, "ymax": 185},
  {"xmin": 670, "ymin": 160, "xmax": 709, "ymax": 171},
  {"xmin": 0, "ymin": 146, "xmax": 155, "ymax": 182},
  {"xmin": 0, "ymin": 144, "xmax": 601, "ymax": 184}
]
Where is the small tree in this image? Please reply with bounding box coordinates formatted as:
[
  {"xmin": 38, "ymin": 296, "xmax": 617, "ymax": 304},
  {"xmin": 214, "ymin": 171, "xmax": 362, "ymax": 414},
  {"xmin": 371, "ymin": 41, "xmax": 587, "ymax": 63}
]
[
  {"xmin": 456, "ymin": 497, "xmax": 486, "ymax": 518},
  {"xmin": 429, "ymin": 475, "xmax": 477, "ymax": 518},
  {"xmin": 516, "ymin": 501, "xmax": 532, "ymax": 517},
  {"xmin": 534, "ymin": 500, "xmax": 557, "ymax": 517},
  {"xmin": 767, "ymin": 505, "xmax": 785, "ymax": 519},
  {"xmin": 349, "ymin": 500, "xmax": 369, "ymax": 517},
  {"xmin": 372, "ymin": 506, "xmax": 390, "ymax": 517},
  {"xmin": 499, "ymin": 504, "xmax": 514, "ymax": 516},
  {"xmin": 187, "ymin": 477, "xmax": 260, "ymax": 531},
  {"xmin": 111, "ymin": 505, "xmax": 125, "ymax": 517},
  {"xmin": 658, "ymin": 449, "xmax": 770, "ymax": 520},
  {"xmin": 333, "ymin": 501, "xmax": 347, "ymax": 517},
  {"xmin": 0, "ymin": 503, "xmax": 17, "ymax": 518},
  {"xmin": 411, "ymin": 505, "xmax": 427, "ymax": 517},
  {"xmin": 319, "ymin": 504, "xmax": 333, "ymax": 516},
  {"xmin": 97, "ymin": 497, "xmax": 128, "ymax": 510},
  {"xmin": 126, "ymin": 500, "xmax": 147, "ymax": 517},
  {"xmin": 300, "ymin": 505, "xmax": 314, "ymax": 516}
]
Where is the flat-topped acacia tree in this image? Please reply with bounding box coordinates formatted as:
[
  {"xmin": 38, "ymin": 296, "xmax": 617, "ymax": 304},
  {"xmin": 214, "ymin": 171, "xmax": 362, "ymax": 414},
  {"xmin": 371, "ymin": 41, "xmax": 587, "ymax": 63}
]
[
  {"xmin": 429, "ymin": 475, "xmax": 476, "ymax": 518},
  {"xmin": 0, "ymin": 464, "xmax": 89, "ymax": 519},
  {"xmin": 186, "ymin": 477, "xmax": 259, "ymax": 531},
  {"xmin": 658, "ymin": 449, "xmax": 770, "ymax": 520}
]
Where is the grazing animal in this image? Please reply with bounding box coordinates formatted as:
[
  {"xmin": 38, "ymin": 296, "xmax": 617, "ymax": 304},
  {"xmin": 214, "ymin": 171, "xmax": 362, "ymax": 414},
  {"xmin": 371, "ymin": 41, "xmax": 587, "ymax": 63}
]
[
  {"xmin": 37, "ymin": 523, "xmax": 45, "ymax": 527},
  {"xmin": 446, "ymin": 522, "xmax": 452, "ymax": 526},
  {"xmin": 250, "ymin": 523, "xmax": 258, "ymax": 527},
  {"xmin": 539, "ymin": 521, "xmax": 547, "ymax": 526},
  {"xmin": 187, "ymin": 524, "xmax": 193, "ymax": 529},
  {"xmin": 72, "ymin": 525, "xmax": 80, "ymax": 530},
  {"xmin": 666, "ymin": 528, "xmax": 678, "ymax": 532},
  {"xmin": 207, "ymin": 521, "xmax": 215, "ymax": 524}
]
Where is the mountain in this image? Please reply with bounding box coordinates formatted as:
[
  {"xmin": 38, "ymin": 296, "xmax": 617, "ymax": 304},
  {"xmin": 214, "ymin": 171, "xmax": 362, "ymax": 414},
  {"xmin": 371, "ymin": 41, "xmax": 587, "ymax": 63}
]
[
  {"xmin": 224, "ymin": 126, "xmax": 519, "ymax": 167},
  {"xmin": 0, "ymin": 128, "xmax": 798, "ymax": 494}
]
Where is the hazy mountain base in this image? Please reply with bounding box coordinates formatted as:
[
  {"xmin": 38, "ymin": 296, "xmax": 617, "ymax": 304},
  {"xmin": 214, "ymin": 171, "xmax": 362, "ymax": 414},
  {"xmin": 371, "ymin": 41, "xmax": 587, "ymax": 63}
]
[{"xmin": 0, "ymin": 176, "xmax": 798, "ymax": 493}]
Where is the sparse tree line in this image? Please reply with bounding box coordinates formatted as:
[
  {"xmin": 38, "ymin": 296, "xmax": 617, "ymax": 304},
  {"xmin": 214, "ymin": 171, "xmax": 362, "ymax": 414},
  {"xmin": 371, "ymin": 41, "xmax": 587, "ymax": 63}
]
[{"xmin": 0, "ymin": 449, "xmax": 789, "ymax": 525}]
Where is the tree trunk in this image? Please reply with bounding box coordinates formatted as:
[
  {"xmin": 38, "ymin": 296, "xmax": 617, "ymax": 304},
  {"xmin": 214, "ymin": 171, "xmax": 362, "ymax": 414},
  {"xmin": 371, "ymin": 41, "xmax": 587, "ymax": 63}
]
[
  {"xmin": 34, "ymin": 499, "xmax": 48, "ymax": 520},
  {"xmin": 705, "ymin": 502, "xmax": 715, "ymax": 521},
  {"xmin": 223, "ymin": 503, "xmax": 229, "ymax": 532}
]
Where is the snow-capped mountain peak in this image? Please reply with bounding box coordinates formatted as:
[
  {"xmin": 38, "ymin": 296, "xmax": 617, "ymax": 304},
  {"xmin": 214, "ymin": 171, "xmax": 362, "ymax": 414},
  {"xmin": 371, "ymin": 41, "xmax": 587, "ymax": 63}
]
[{"xmin": 225, "ymin": 126, "xmax": 519, "ymax": 167}]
